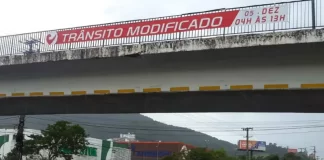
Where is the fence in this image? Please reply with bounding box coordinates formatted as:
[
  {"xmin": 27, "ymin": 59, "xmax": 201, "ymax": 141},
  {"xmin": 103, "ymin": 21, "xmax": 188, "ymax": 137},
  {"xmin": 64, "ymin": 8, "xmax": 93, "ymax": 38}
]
[{"xmin": 0, "ymin": 0, "xmax": 323, "ymax": 56}]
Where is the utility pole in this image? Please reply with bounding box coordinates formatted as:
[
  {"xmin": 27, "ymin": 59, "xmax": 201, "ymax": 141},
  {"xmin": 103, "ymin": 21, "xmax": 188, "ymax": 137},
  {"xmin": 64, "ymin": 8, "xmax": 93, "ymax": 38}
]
[
  {"xmin": 311, "ymin": 146, "xmax": 316, "ymax": 160},
  {"xmin": 16, "ymin": 115, "xmax": 25, "ymax": 160},
  {"xmin": 304, "ymin": 147, "xmax": 308, "ymax": 155},
  {"xmin": 204, "ymin": 140, "xmax": 209, "ymax": 149},
  {"xmin": 156, "ymin": 140, "xmax": 161, "ymax": 160},
  {"xmin": 19, "ymin": 39, "xmax": 43, "ymax": 55},
  {"xmin": 242, "ymin": 127, "xmax": 253, "ymax": 160},
  {"xmin": 299, "ymin": 147, "xmax": 308, "ymax": 155}
]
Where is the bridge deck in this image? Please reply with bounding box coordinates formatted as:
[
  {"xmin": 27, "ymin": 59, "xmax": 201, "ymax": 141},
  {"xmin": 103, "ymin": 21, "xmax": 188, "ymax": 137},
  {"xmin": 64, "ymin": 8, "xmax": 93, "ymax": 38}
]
[{"xmin": 0, "ymin": 41, "xmax": 323, "ymax": 98}]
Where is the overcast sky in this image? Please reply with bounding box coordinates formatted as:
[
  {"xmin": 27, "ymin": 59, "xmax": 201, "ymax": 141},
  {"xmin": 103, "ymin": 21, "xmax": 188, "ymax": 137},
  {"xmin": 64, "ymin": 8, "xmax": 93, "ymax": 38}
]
[
  {"xmin": 0, "ymin": 0, "xmax": 289, "ymax": 36},
  {"xmin": 144, "ymin": 113, "xmax": 324, "ymax": 157},
  {"xmin": 0, "ymin": 0, "xmax": 323, "ymax": 158}
]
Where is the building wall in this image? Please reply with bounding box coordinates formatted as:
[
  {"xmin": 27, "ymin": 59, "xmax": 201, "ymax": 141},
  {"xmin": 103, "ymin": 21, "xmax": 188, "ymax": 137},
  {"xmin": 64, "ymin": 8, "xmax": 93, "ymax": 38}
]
[
  {"xmin": 0, "ymin": 130, "xmax": 194, "ymax": 160},
  {"xmin": 0, "ymin": 130, "xmax": 131, "ymax": 160},
  {"xmin": 118, "ymin": 142, "xmax": 195, "ymax": 160}
]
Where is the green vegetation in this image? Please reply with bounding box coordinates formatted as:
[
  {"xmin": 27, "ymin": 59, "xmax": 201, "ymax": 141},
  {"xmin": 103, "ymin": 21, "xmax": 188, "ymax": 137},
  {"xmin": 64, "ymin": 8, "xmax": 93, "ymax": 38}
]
[
  {"xmin": 2, "ymin": 121, "xmax": 88, "ymax": 160},
  {"xmin": 162, "ymin": 148, "xmax": 311, "ymax": 160}
]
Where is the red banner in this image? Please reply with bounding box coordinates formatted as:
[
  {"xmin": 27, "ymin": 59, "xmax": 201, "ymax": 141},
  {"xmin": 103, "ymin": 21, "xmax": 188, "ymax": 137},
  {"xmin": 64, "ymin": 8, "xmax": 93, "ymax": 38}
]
[
  {"xmin": 46, "ymin": 5, "xmax": 289, "ymax": 45},
  {"xmin": 46, "ymin": 10, "xmax": 240, "ymax": 45}
]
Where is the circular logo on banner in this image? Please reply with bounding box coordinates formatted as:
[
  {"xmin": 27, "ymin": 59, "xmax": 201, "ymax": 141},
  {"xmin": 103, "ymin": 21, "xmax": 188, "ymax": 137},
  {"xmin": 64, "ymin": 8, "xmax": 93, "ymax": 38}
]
[{"xmin": 46, "ymin": 31, "xmax": 58, "ymax": 45}]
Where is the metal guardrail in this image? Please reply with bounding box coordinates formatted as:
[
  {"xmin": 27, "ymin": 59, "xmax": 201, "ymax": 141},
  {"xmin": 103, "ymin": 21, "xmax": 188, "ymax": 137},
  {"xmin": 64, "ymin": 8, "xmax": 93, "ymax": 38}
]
[{"xmin": 0, "ymin": 0, "xmax": 322, "ymax": 56}]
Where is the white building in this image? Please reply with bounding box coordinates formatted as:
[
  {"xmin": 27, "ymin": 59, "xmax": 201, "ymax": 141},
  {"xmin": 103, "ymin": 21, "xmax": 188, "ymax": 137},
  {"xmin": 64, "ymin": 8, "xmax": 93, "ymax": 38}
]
[{"xmin": 0, "ymin": 129, "xmax": 131, "ymax": 160}]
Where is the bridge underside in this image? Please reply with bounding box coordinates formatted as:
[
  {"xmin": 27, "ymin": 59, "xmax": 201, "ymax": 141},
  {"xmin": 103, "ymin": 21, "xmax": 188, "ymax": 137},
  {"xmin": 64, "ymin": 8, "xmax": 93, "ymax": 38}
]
[
  {"xmin": 1, "ymin": 89, "xmax": 323, "ymax": 115},
  {"xmin": 1, "ymin": 42, "xmax": 324, "ymax": 115}
]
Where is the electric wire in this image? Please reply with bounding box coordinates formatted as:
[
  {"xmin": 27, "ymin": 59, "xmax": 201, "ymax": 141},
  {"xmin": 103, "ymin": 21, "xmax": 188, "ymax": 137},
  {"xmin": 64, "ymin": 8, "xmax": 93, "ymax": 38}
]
[{"xmin": 26, "ymin": 116, "xmax": 324, "ymax": 132}]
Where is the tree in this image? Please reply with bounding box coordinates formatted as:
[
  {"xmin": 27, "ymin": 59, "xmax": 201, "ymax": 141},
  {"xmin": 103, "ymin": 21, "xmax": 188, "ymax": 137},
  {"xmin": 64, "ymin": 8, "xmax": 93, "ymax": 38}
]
[
  {"xmin": 161, "ymin": 149, "xmax": 311, "ymax": 160},
  {"xmin": 161, "ymin": 148, "xmax": 211, "ymax": 160},
  {"xmin": 283, "ymin": 153, "xmax": 302, "ymax": 160},
  {"xmin": 161, "ymin": 152, "xmax": 183, "ymax": 160},
  {"xmin": 186, "ymin": 148, "xmax": 214, "ymax": 160},
  {"xmin": 266, "ymin": 154, "xmax": 280, "ymax": 160},
  {"xmin": 211, "ymin": 148, "xmax": 228, "ymax": 160},
  {"xmin": 162, "ymin": 148, "xmax": 237, "ymax": 160},
  {"xmin": 21, "ymin": 121, "xmax": 89, "ymax": 160},
  {"xmin": 2, "ymin": 150, "xmax": 20, "ymax": 160}
]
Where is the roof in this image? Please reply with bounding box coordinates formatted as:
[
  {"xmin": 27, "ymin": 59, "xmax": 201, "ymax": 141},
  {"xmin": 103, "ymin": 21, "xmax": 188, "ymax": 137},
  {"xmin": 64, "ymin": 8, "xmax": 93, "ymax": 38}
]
[
  {"xmin": 117, "ymin": 141, "xmax": 196, "ymax": 147},
  {"xmin": 119, "ymin": 141, "xmax": 181, "ymax": 144}
]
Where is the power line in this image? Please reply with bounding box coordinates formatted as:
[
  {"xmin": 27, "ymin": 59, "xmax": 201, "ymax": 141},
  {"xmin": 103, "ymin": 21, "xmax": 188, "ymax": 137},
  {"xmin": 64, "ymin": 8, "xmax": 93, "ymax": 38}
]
[
  {"xmin": 0, "ymin": 116, "xmax": 18, "ymax": 121},
  {"xmin": 27, "ymin": 116, "xmax": 244, "ymax": 132},
  {"xmin": 52, "ymin": 115, "xmax": 324, "ymax": 128},
  {"xmin": 23, "ymin": 115, "xmax": 322, "ymax": 136},
  {"xmin": 47, "ymin": 115, "xmax": 324, "ymax": 133},
  {"xmin": 19, "ymin": 122, "xmax": 324, "ymax": 137},
  {"xmin": 251, "ymin": 130, "xmax": 324, "ymax": 136},
  {"xmin": 151, "ymin": 117, "xmax": 324, "ymax": 125},
  {"xmin": 42, "ymin": 115, "xmax": 324, "ymax": 125},
  {"xmin": 27, "ymin": 116, "xmax": 324, "ymax": 133},
  {"xmin": 22, "ymin": 121, "xmax": 324, "ymax": 137},
  {"xmin": 43, "ymin": 117, "xmax": 324, "ymax": 132}
]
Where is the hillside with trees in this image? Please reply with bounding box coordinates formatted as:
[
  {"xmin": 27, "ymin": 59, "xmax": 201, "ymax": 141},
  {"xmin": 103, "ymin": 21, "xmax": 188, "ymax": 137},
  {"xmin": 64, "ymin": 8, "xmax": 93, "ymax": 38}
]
[{"xmin": 1, "ymin": 114, "xmax": 291, "ymax": 156}]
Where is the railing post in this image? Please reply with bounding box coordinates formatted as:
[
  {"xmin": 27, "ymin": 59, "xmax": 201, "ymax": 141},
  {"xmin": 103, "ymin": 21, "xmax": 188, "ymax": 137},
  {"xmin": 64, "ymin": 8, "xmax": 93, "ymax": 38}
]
[
  {"xmin": 10, "ymin": 36, "xmax": 14, "ymax": 55},
  {"xmin": 139, "ymin": 20, "xmax": 143, "ymax": 44},
  {"xmin": 38, "ymin": 33, "xmax": 42, "ymax": 53},
  {"xmin": 179, "ymin": 15, "xmax": 183, "ymax": 40},
  {"xmin": 311, "ymin": 0, "xmax": 316, "ymax": 29}
]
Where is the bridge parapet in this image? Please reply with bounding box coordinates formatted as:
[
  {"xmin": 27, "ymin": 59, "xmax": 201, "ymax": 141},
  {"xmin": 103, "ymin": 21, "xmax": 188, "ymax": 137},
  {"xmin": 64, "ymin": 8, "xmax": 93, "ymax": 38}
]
[{"xmin": 0, "ymin": 28, "xmax": 323, "ymax": 67}]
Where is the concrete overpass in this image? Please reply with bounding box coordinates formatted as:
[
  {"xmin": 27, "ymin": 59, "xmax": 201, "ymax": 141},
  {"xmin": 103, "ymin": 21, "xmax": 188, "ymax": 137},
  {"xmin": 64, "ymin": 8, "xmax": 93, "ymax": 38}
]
[{"xmin": 0, "ymin": 28, "xmax": 324, "ymax": 115}]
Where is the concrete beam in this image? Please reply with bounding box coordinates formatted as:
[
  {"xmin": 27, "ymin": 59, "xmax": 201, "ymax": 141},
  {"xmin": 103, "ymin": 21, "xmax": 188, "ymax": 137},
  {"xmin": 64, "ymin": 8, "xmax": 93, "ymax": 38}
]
[
  {"xmin": 0, "ymin": 89, "xmax": 324, "ymax": 115},
  {"xmin": 0, "ymin": 29, "xmax": 323, "ymax": 66}
]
